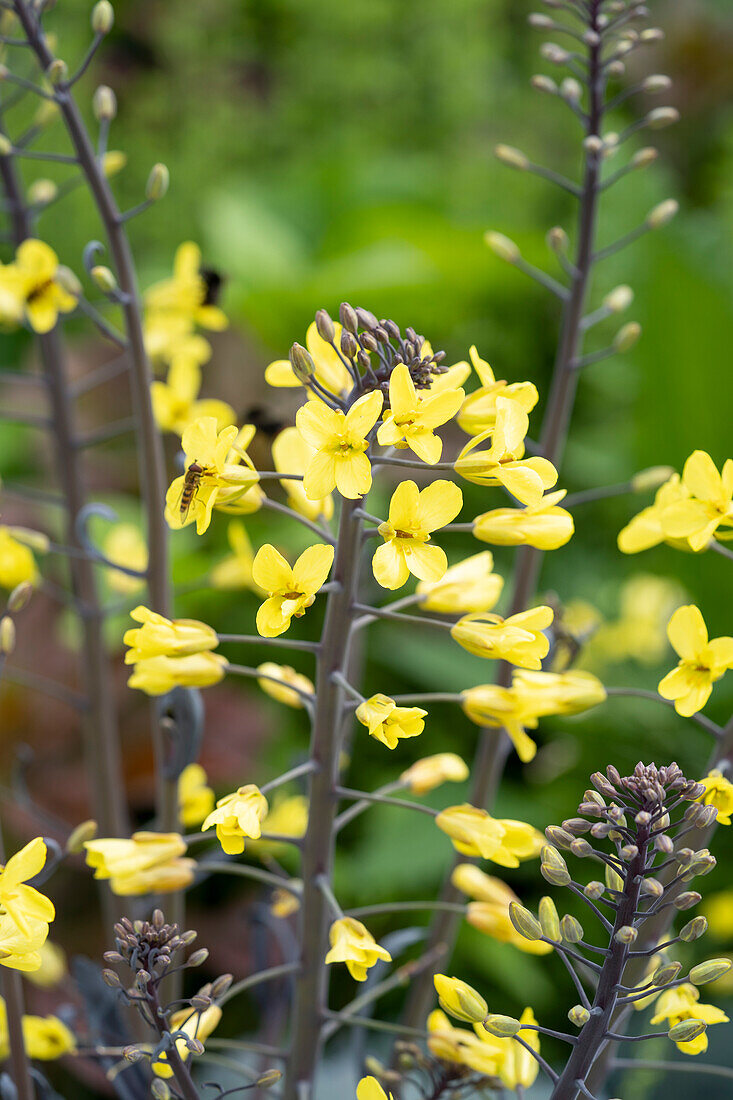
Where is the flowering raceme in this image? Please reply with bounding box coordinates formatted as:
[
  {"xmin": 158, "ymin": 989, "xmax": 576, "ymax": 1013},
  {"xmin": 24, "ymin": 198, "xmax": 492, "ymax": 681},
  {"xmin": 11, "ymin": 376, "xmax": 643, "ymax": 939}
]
[
  {"xmin": 657, "ymin": 605, "xmax": 733, "ymax": 716},
  {"xmin": 372, "ymin": 479, "xmax": 463, "ymax": 590},
  {"xmin": 451, "ymin": 606, "xmax": 553, "ymax": 668},
  {"xmin": 296, "ymin": 391, "xmax": 383, "ymax": 499},
  {"xmin": 473, "ymin": 489, "xmax": 574, "ymax": 550},
  {"xmin": 202, "ymin": 784, "xmax": 269, "ymax": 855},
  {"xmin": 325, "ymin": 918, "xmax": 391, "ymax": 982},
  {"xmin": 416, "ymin": 551, "xmax": 503, "ymax": 613},
  {"xmin": 456, "ymin": 345, "xmax": 538, "ymax": 436},
  {"xmin": 84, "ymin": 833, "xmax": 195, "ymax": 895},
  {"xmin": 0, "ymin": 239, "xmax": 76, "ymax": 333},
  {"xmin": 356, "ymin": 694, "xmax": 427, "ymax": 749},
  {"xmin": 376, "ymin": 362, "xmax": 464, "ymax": 462},
  {"xmin": 253, "ymin": 543, "xmax": 334, "ymax": 637},
  {"xmin": 455, "ymin": 396, "xmax": 557, "ymax": 504}
]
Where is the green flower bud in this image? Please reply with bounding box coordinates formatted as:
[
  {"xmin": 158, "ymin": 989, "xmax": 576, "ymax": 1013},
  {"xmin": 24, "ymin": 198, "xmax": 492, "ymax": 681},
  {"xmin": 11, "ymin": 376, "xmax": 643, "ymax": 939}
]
[
  {"xmin": 256, "ymin": 1070, "xmax": 283, "ymax": 1088},
  {"xmin": 603, "ymin": 285, "xmax": 633, "ymax": 313},
  {"xmin": 434, "ymin": 974, "xmax": 488, "ymax": 1023},
  {"xmin": 545, "ymin": 826, "xmax": 575, "ymax": 850},
  {"xmin": 631, "ymin": 465, "xmax": 675, "ymax": 493},
  {"xmin": 508, "ymin": 902, "xmax": 543, "ymax": 942},
  {"xmin": 103, "ymin": 150, "xmax": 127, "ymax": 177},
  {"xmin": 652, "ymin": 961, "xmax": 682, "ymax": 987},
  {"xmin": 289, "ymin": 343, "xmax": 315, "ymax": 383},
  {"xmin": 93, "ymin": 85, "xmax": 116, "ymax": 121},
  {"xmin": 146, "ymin": 162, "xmax": 170, "ymax": 201},
  {"xmin": 643, "ymin": 74, "xmax": 672, "ymax": 93},
  {"xmin": 584, "ymin": 881, "xmax": 605, "ymax": 900},
  {"xmin": 28, "ymin": 179, "xmax": 58, "ymax": 206},
  {"xmin": 561, "ymin": 915, "xmax": 583, "ymax": 944},
  {"xmin": 641, "ymin": 28, "xmax": 665, "ymax": 43},
  {"xmin": 187, "ymin": 948, "xmax": 209, "ymax": 967},
  {"xmin": 55, "ymin": 265, "xmax": 82, "ymax": 297},
  {"xmin": 547, "ymin": 226, "xmax": 569, "ymax": 254},
  {"xmin": 0, "ymin": 135, "xmax": 12, "ymax": 156},
  {"xmin": 568, "ymin": 1005, "xmax": 590, "ymax": 1028},
  {"xmin": 210, "ymin": 973, "xmax": 233, "ymax": 998},
  {"xmin": 47, "ymin": 59, "xmax": 68, "ymax": 86},
  {"xmin": 495, "ymin": 144, "xmax": 529, "ymax": 171},
  {"xmin": 569, "ymin": 838, "xmax": 593, "ymax": 858},
  {"xmin": 674, "ymin": 891, "xmax": 702, "ymax": 911},
  {"xmin": 483, "ymin": 1014, "xmax": 521, "ymax": 1038},
  {"xmin": 632, "ymin": 147, "xmax": 658, "ymax": 169},
  {"xmin": 91, "ymin": 265, "xmax": 117, "ymax": 293},
  {"xmin": 614, "ymin": 322, "xmax": 641, "ymax": 353},
  {"xmin": 152, "ymin": 1081, "xmax": 171, "ymax": 1100},
  {"xmin": 315, "ymin": 309, "xmax": 335, "ymax": 343},
  {"xmin": 680, "ymin": 916, "xmax": 707, "ymax": 942},
  {"xmin": 539, "ymin": 896, "xmax": 560, "ymax": 941},
  {"xmin": 640, "ymin": 878, "xmax": 663, "ymax": 898},
  {"xmin": 668, "ymin": 1019, "xmax": 706, "ymax": 1043},
  {"xmin": 605, "ymin": 864, "xmax": 625, "ymax": 893},
  {"xmin": 7, "ymin": 582, "xmax": 33, "ymax": 612},
  {"xmin": 614, "ymin": 925, "xmax": 638, "ymax": 945},
  {"xmin": 531, "ymin": 74, "xmax": 558, "ymax": 95},
  {"xmin": 339, "ymin": 302, "xmax": 359, "ymax": 333},
  {"xmin": 0, "ymin": 616, "xmax": 15, "ymax": 655},
  {"xmin": 484, "ymin": 231, "xmax": 521, "ymax": 264},
  {"xmin": 647, "ymin": 199, "xmax": 679, "ymax": 228},
  {"xmin": 92, "ymin": 1, "xmax": 114, "ymax": 34},
  {"xmin": 66, "ymin": 818, "xmax": 98, "ymax": 853},
  {"xmin": 541, "ymin": 863, "xmax": 571, "ymax": 887},
  {"xmin": 689, "ymin": 958, "xmax": 733, "ymax": 986}
]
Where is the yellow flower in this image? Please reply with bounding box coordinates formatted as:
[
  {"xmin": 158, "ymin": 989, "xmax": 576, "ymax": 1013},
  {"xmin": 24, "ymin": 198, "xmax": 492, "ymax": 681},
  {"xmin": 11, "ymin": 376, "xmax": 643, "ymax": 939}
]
[
  {"xmin": 0, "ymin": 240, "xmax": 76, "ymax": 333},
  {"xmin": 400, "ymin": 753, "xmax": 469, "ymax": 794},
  {"xmin": 124, "ymin": 605, "xmax": 219, "ymax": 662},
  {"xmin": 356, "ymin": 1076, "xmax": 393, "ymax": 1100},
  {"xmin": 436, "ymin": 805, "xmax": 543, "ymax": 866},
  {"xmin": 427, "ymin": 1008, "xmax": 473, "ymax": 1064},
  {"xmin": 145, "ymin": 242, "xmax": 228, "ymax": 331},
  {"xmin": 373, "ymin": 479, "xmax": 463, "ymax": 590},
  {"xmin": 416, "ymin": 551, "xmax": 503, "ymax": 614},
  {"xmin": 376, "ymin": 363, "xmax": 464, "ymax": 463},
  {"xmin": 165, "ymin": 417, "xmax": 259, "ymax": 535},
  {"xmin": 21, "ymin": 1013, "xmax": 76, "ymax": 1060},
  {"xmin": 356, "ymin": 694, "xmax": 427, "ymax": 749},
  {"xmin": 658, "ymin": 605, "xmax": 733, "ymax": 716},
  {"xmin": 210, "ymin": 520, "xmax": 259, "ymax": 590},
  {"xmin": 456, "ymin": 346, "xmax": 538, "ymax": 436},
  {"xmin": 151, "ymin": 359, "xmax": 235, "ymax": 436},
  {"xmin": 325, "ymin": 917, "xmax": 391, "ymax": 982},
  {"xmin": 26, "ymin": 940, "xmax": 66, "ymax": 988},
  {"xmin": 0, "ymin": 526, "xmax": 42, "ymax": 589},
  {"xmin": 253, "ymin": 542, "xmax": 334, "ymax": 637},
  {"xmin": 266, "ymin": 321, "xmax": 352, "ymax": 396},
  {"xmin": 696, "ymin": 770, "xmax": 733, "ymax": 825},
  {"xmin": 455, "ymin": 397, "xmax": 558, "ymax": 505},
  {"xmin": 144, "ymin": 312, "xmax": 212, "ymax": 374},
  {"xmin": 153, "ymin": 1004, "xmax": 222, "ymax": 1078},
  {"xmin": 658, "ymin": 451, "xmax": 733, "ymax": 551},
  {"xmin": 178, "ymin": 763, "xmax": 215, "ymax": 828},
  {"xmin": 202, "ymin": 784, "xmax": 269, "ymax": 855},
  {"xmin": 434, "ymin": 974, "xmax": 488, "ymax": 1023},
  {"xmin": 452, "ymin": 865, "xmax": 553, "ymax": 956},
  {"xmin": 84, "ymin": 833, "xmax": 195, "ymax": 895},
  {"xmin": 618, "ymin": 472, "xmax": 693, "ymax": 554},
  {"xmin": 473, "ymin": 489, "xmax": 574, "ymax": 550},
  {"xmin": 0, "ymin": 839, "xmax": 54, "ymax": 942},
  {"xmin": 102, "ymin": 524, "xmax": 147, "ymax": 595},
  {"xmin": 271, "ymin": 887, "xmax": 300, "ymax": 919},
  {"xmin": 651, "ymin": 983, "xmax": 728, "ymax": 1055},
  {"xmin": 250, "ymin": 794, "xmax": 308, "ymax": 856},
  {"xmin": 257, "ymin": 663, "xmax": 314, "ymax": 708},
  {"xmin": 0, "ymin": 912, "xmax": 50, "ymax": 972},
  {"xmin": 451, "ymin": 606, "xmax": 553, "ymax": 668},
  {"xmin": 128, "ymin": 652, "xmax": 228, "ymax": 695},
  {"xmin": 490, "ymin": 1007, "xmax": 540, "ymax": 1088},
  {"xmin": 296, "ymin": 391, "xmax": 384, "ymax": 499},
  {"xmin": 272, "ymin": 426, "xmax": 334, "ymax": 521}
]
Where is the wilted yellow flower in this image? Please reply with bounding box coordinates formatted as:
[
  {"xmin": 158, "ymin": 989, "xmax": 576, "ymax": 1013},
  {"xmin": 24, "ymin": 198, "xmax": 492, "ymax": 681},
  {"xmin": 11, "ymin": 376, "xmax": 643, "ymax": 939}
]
[
  {"xmin": 455, "ymin": 397, "xmax": 557, "ymax": 504},
  {"xmin": 400, "ymin": 753, "xmax": 468, "ymax": 794},
  {"xmin": 427, "ymin": 1008, "xmax": 470, "ymax": 1063},
  {"xmin": 84, "ymin": 833, "xmax": 195, "ymax": 895},
  {"xmin": 0, "ymin": 526, "xmax": 42, "ymax": 589},
  {"xmin": 376, "ymin": 363, "xmax": 464, "ymax": 463},
  {"xmin": 153, "ymin": 1004, "xmax": 222, "ymax": 1078},
  {"xmin": 436, "ymin": 805, "xmax": 543, "ymax": 866},
  {"xmin": 145, "ymin": 242, "xmax": 227, "ymax": 332},
  {"xmin": 696, "ymin": 771, "xmax": 733, "ymax": 825},
  {"xmin": 202, "ymin": 784, "xmax": 269, "ymax": 855},
  {"xmin": 296, "ymin": 391, "xmax": 383, "ymax": 499},
  {"xmin": 272, "ymin": 426, "xmax": 334, "ymax": 521},
  {"xmin": 356, "ymin": 1076, "xmax": 393, "ymax": 1100},
  {"xmin": 473, "ymin": 490, "xmax": 573, "ymax": 550},
  {"xmin": 325, "ymin": 917, "xmax": 391, "ymax": 982},
  {"xmin": 266, "ymin": 321, "xmax": 352, "ymax": 396},
  {"xmin": 658, "ymin": 451, "xmax": 733, "ymax": 551},
  {"xmin": 253, "ymin": 542, "xmax": 334, "ymax": 637},
  {"xmin": 26, "ymin": 940, "xmax": 66, "ymax": 988},
  {"xmin": 178, "ymin": 763, "xmax": 215, "ymax": 828},
  {"xmin": 124, "ymin": 605, "xmax": 219, "ymax": 662},
  {"xmin": 434, "ymin": 974, "xmax": 488, "ymax": 1023},
  {"xmin": 452, "ymin": 865, "xmax": 552, "ymax": 956},
  {"xmin": 128, "ymin": 652, "xmax": 228, "ymax": 695},
  {"xmin": 651, "ymin": 983, "xmax": 728, "ymax": 1055},
  {"xmin": 416, "ymin": 551, "xmax": 503, "ymax": 613},
  {"xmin": 210, "ymin": 520, "xmax": 259, "ymax": 590},
  {"xmin": 257, "ymin": 663, "xmax": 314, "ymax": 708},
  {"xmin": 451, "ymin": 606, "xmax": 553, "ymax": 668},
  {"xmin": 658, "ymin": 605, "xmax": 733, "ymax": 716},
  {"xmin": 373, "ymin": 479, "xmax": 463, "ymax": 590},
  {"xmin": 0, "ymin": 240, "xmax": 76, "ymax": 333},
  {"xmin": 151, "ymin": 359, "xmax": 235, "ymax": 436},
  {"xmin": 356, "ymin": 693, "xmax": 427, "ymax": 749},
  {"xmin": 102, "ymin": 524, "xmax": 147, "ymax": 595},
  {"xmin": 456, "ymin": 346, "xmax": 538, "ymax": 436}
]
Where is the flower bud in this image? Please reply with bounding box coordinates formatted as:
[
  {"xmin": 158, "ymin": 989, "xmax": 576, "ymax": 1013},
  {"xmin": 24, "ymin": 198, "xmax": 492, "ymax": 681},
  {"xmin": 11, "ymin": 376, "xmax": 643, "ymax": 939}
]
[
  {"xmin": 668, "ymin": 1019, "xmax": 706, "ymax": 1043},
  {"xmin": 434, "ymin": 974, "xmax": 488, "ymax": 1023},
  {"xmin": 8, "ymin": 582, "xmax": 33, "ymax": 612},
  {"xmin": 93, "ymin": 85, "xmax": 116, "ymax": 121},
  {"xmin": 584, "ymin": 881, "xmax": 605, "ymax": 900},
  {"xmin": 640, "ymin": 878, "xmax": 663, "ymax": 898},
  {"xmin": 603, "ymin": 285, "xmax": 633, "ymax": 313},
  {"xmin": 607, "ymin": 61, "xmax": 626, "ymax": 78},
  {"xmin": 191, "ymin": 993, "xmax": 212, "ymax": 1010},
  {"xmin": 631, "ymin": 465, "xmax": 674, "ymax": 493},
  {"xmin": 527, "ymin": 13, "xmax": 553, "ymax": 29},
  {"xmin": 483, "ymin": 1014, "xmax": 521, "ymax": 1037},
  {"xmin": 0, "ymin": 616, "xmax": 15, "ymax": 655},
  {"xmin": 614, "ymin": 925, "xmax": 637, "ymax": 945},
  {"xmin": 289, "ymin": 343, "xmax": 315, "ymax": 383},
  {"xmin": 146, "ymin": 163, "xmax": 170, "ymax": 201},
  {"xmin": 47, "ymin": 59, "xmax": 68, "ymax": 85},
  {"xmin": 28, "ymin": 179, "xmax": 58, "ymax": 206},
  {"xmin": 339, "ymin": 302, "xmax": 359, "ymax": 333},
  {"xmin": 646, "ymin": 107, "xmax": 679, "ymax": 132},
  {"xmin": 605, "ymin": 864, "xmax": 624, "ymax": 893},
  {"xmin": 568, "ymin": 1005, "xmax": 590, "ymax": 1027},
  {"xmin": 540, "ymin": 43, "xmax": 571, "ymax": 64},
  {"xmin": 689, "ymin": 958, "xmax": 732, "ymax": 986},
  {"xmin": 561, "ymin": 78, "xmax": 582, "ymax": 102},
  {"xmin": 55, "ymin": 265, "xmax": 82, "ymax": 297},
  {"xmin": 211, "ymin": 973, "xmax": 233, "ymax": 998},
  {"xmin": 92, "ymin": 1, "xmax": 114, "ymax": 34},
  {"xmin": 652, "ymin": 961, "xmax": 682, "ymax": 987},
  {"xmin": 545, "ymin": 826, "xmax": 574, "ymax": 850},
  {"xmin": 562, "ymin": 818, "xmax": 591, "ymax": 835},
  {"xmin": 531, "ymin": 74, "xmax": 558, "ymax": 95},
  {"xmin": 66, "ymin": 818, "xmax": 98, "ymax": 853},
  {"xmin": 508, "ymin": 902, "xmax": 543, "ymax": 942},
  {"xmin": 185, "ymin": 1037, "xmax": 205, "ymax": 1055},
  {"xmin": 315, "ymin": 309, "xmax": 335, "ymax": 343},
  {"xmin": 569, "ymin": 838, "xmax": 593, "ymax": 858},
  {"xmin": 256, "ymin": 1070, "xmax": 283, "ymax": 1088},
  {"xmin": 641, "ymin": 28, "xmax": 665, "ymax": 43},
  {"xmin": 680, "ymin": 916, "xmax": 708, "ymax": 942},
  {"xmin": 123, "ymin": 1045, "xmax": 145, "ymax": 1062},
  {"xmin": 620, "ymin": 844, "xmax": 639, "ymax": 861},
  {"xmin": 547, "ymin": 226, "xmax": 569, "ymax": 254},
  {"xmin": 484, "ymin": 231, "xmax": 520, "ymax": 264},
  {"xmin": 674, "ymin": 891, "xmax": 701, "ymax": 911},
  {"xmin": 561, "ymin": 915, "xmax": 583, "ymax": 943},
  {"xmin": 151, "ymin": 1081, "xmax": 170, "ymax": 1100},
  {"xmin": 541, "ymin": 864, "xmax": 571, "ymax": 887},
  {"xmin": 539, "ymin": 896, "xmax": 560, "ymax": 941},
  {"xmin": 187, "ymin": 948, "xmax": 209, "ymax": 967},
  {"xmin": 102, "ymin": 968, "xmax": 121, "ymax": 988},
  {"xmin": 643, "ymin": 74, "xmax": 672, "ymax": 93},
  {"xmin": 655, "ymin": 834, "xmax": 674, "ymax": 854},
  {"xmin": 613, "ymin": 322, "xmax": 641, "ymax": 353},
  {"xmin": 91, "ymin": 265, "xmax": 117, "ymax": 293},
  {"xmin": 494, "ymin": 144, "xmax": 529, "ymax": 171}
]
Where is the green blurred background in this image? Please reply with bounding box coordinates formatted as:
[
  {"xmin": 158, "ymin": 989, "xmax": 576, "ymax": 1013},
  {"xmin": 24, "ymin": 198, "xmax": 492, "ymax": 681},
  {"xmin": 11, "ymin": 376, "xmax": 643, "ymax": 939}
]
[{"xmin": 1, "ymin": 0, "xmax": 733, "ymax": 1095}]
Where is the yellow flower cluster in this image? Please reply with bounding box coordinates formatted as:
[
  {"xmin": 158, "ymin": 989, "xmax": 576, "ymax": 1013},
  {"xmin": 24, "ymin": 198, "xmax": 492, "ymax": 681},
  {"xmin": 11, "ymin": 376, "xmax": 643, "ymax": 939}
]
[{"xmin": 124, "ymin": 605, "xmax": 227, "ymax": 695}]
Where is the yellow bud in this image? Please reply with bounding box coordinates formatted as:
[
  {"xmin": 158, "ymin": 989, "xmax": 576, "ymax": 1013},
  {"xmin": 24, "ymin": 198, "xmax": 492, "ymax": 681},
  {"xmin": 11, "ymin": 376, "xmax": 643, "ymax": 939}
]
[
  {"xmin": 28, "ymin": 179, "xmax": 58, "ymax": 205},
  {"xmin": 93, "ymin": 85, "xmax": 117, "ymax": 121},
  {"xmin": 485, "ymin": 231, "xmax": 521, "ymax": 264},
  {"xmin": 47, "ymin": 59, "xmax": 68, "ymax": 86},
  {"xmin": 561, "ymin": 78, "xmax": 582, "ymax": 102},
  {"xmin": 614, "ymin": 925, "xmax": 637, "ymax": 945},
  {"xmin": 7, "ymin": 582, "xmax": 33, "ymax": 612},
  {"xmin": 66, "ymin": 819, "xmax": 98, "ymax": 853},
  {"xmin": 643, "ymin": 74, "xmax": 672, "ymax": 93},
  {"xmin": 647, "ymin": 199, "xmax": 679, "ymax": 228},
  {"xmin": 680, "ymin": 916, "xmax": 707, "ymax": 942},
  {"xmin": 91, "ymin": 265, "xmax": 117, "ymax": 293},
  {"xmin": 568, "ymin": 1005, "xmax": 590, "ymax": 1027},
  {"xmin": 151, "ymin": 1080, "xmax": 170, "ymax": 1100},
  {"xmin": 91, "ymin": 1, "xmax": 114, "ymax": 34},
  {"xmin": 547, "ymin": 226, "xmax": 569, "ymax": 253},
  {"xmin": 531, "ymin": 74, "xmax": 558, "ymax": 95},
  {"xmin": 668, "ymin": 1019, "xmax": 706, "ymax": 1043},
  {"xmin": 603, "ymin": 285, "xmax": 633, "ymax": 313},
  {"xmin": 539, "ymin": 896, "xmax": 560, "ymax": 941},
  {"xmin": 103, "ymin": 150, "xmax": 127, "ymax": 177},
  {"xmin": 255, "ymin": 1070, "xmax": 283, "ymax": 1088},
  {"xmin": 289, "ymin": 342, "xmax": 315, "ymax": 383},
  {"xmin": 434, "ymin": 974, "xmax": 488, "ymax": 1023},
  {"xmin": 0, "ymin": 616, "xmax": 15, "ymax": 655},
  {"xmin": 494, "ymin": 144, "xmax": 529, "ymax": 171},
  {"xmin": 483, "ymin": 1014, "xmax": 521, "ymax": 1037},
  {"xmin": 508, "ymin": 902, "xmax": 543, "ymax": 942},
  {"xmin": 146, "ymin": 162, "xmax": 170, "ymax": 201},
  {"xmin": 55, "ymin": 266, "xmax": 82, "ymax": 297},
  {"xmin": 651, "ymin": 961, "xmax": 682, "ymax": 987},
  {"xmin": 641, "ymin": 27, "xmax": 665, "ymax": 43},
  {"xmin": 689, "ymin": 958, "xmax": 732, "ymax": 986},
  {"xmin": 614, "ymin": 322, "xmax": 641, "ymax": 353},
  {"xmin": 561, "ymin": 915, "xmax": 583, "ymax": 943}
]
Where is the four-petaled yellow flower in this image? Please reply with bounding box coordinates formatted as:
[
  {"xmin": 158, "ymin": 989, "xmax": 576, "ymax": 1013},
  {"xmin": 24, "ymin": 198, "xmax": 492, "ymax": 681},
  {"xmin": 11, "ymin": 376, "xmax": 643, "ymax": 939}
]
[
  {"xmin": 144, "ymin": 242, "xmax": 228, "ymax": 332},
  {"xmin": 84, "ymin": 832, "xmax": 195, "ymax": 895},
  {"xmin": 356, "ymin": 693, "xmax": 427, "ymax": 749},
  {"xmin": 153, "ymin": 1004, "xmax": 222, "ymax": 1078},
  {"xmin": 202, "ymin": 784, "xmax": 269, "ymax": 855},
  {"xmin": 356, "ymin": 1077, "xmax": 393, "ymax": 1100},
  {"xmin": 416, "ymin": 551, "xmax": 503, "ymax": 614},
  {"xmin": 296, "ymin": 391, "xmax": 384, "ymax": 499},
  {"xmin": 165, "ymin": 417, "xmax": 259, "ymax": 535},
  {"xmin": 650, "ymin": 983, "xmax": 728, "ymax": 1055},
  {"xmin": 658, "ymin": 450, "xmax": 733, "ymax": 551},
  {"xmin": 0, "ymin": 240, "xmax": 76, "ymax": 333},
  {"xmin": 373, "ymin": 479, "xmax": 463, "ymax": 590},
  {"xmin": 657, "ymin": 605, "xmax": 733, "ymax": 716},
  {"xmin": 266, "ymin": 320, "xmax": 352, "ymax": 396},
  {"xmin": 436, "ymin": 805, "xmax": 543, "ymax": 866},
  {"xmin": 618, "ymin": 472, "xmax": 693, "ymax": 554},
  {"xmin": 457, "ymin": 345, "xmax": 538, "ymax": 436},
  {"xmin": 210, "ymin": 521, "xmax": 260, "ymax": 591},
  {"xmin": 151, "ymin": 358, "xmax": 235, "ymax": 436},
  {"xmin": 178, "ymin": 763, "xmax": 215, "ymax": 828},
  {"xmin": 451, "ymin": 865, "xmax": 552, "ymax": 956},
  {"xmin": 473, "ymin": 489, "xmax": 574, "ymax": 550},
  {"xmin": 696, "ymin": 770, "xmax": 733, "ymax": 825},
  {"xmin": 455, "ymin": 397, "xmax": 557, "ymax": 505},
  {"xmin": 400, "ymin": 754, "xmax": 469, "ymax": 794},
  {"xmin": 253, "ymin": 543, "xmax": 334, "ymax": 637},
  {"xmin": 257, "ymin": 663, "xmax": 314, "ymax": 708},
  {"xmin": 272, "ymin": 426, "xmax": 334, "ymax": 521},
  {"xmin": 0, "ymin": 839, "xmax": 55, "ymax": 944},
  {"xmin": 376, "ymin": 363, "xmax": 464, "ymax": 463},
  {"xmin": 325, "ymin": 917, "xmax": 391, "ymax": 982},
  {"xmin": 451, "ymin": 606, "xmax": 553, "ymax": 669}
]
